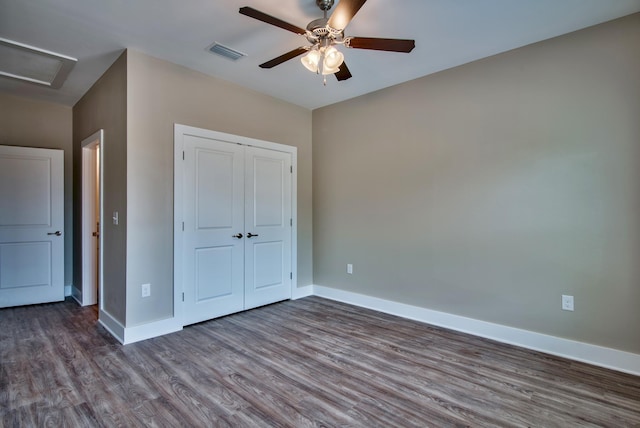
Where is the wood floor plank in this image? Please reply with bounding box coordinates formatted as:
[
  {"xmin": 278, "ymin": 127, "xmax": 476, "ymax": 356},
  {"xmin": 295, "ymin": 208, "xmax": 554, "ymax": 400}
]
[
  {"xmin": 1, "ymin": 296, "xmax": 640, "ymax": 427},
  {"xmin": 219, "ymin": 313, "xmax": 483, "ymax": 426},
  {"xmin": 242, "ymin": 303, "xmax": 542, "ymax": 424}
]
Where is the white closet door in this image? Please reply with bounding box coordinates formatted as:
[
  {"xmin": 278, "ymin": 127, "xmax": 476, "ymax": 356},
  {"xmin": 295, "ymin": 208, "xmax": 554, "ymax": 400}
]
[
  {"xmin": 182, "ymin": 136, "xmax": 245, "ymax": 325},
  {"xmin": 0, "ymin": 145, "xmax": 64, "ymax": 308},
  {"xmin": 244, "ymin": 147, "xmax": 292, "ymax": 309}
]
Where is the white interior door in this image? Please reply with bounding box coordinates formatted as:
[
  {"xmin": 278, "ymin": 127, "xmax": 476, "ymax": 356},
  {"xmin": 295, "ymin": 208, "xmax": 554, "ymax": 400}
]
[
  {"xmin": 178, "ymin": 128, "xmax": 294, "ymax": 326},
  {"xmin": 0, "ymin": 145, "xmax": 64, "ymax": 308},
  {"xmin": 244, "ymin": 147, "xmax": 292, "ymax": 309},
  {"xmin": 182, "ymin": 135, "xmax": 245, "ymax": 325}
]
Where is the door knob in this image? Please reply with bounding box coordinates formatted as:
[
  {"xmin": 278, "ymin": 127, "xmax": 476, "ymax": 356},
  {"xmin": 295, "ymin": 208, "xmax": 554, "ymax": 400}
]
[
  {"xmin": 232, "ymin": 233, "xmax": 243, "ymax": 239},
  {"xmin": 47, "ymin": 231, "xmax": 62, "ymax": 236},
  {"xmin": 247, "ymin": 233, "xmax": 259, "ymax": 238}
]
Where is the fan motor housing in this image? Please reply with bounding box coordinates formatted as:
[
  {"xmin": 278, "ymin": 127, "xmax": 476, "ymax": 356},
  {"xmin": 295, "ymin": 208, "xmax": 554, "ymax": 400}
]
[
  {"xmin": 307, "ymin": 18, "xmax": 329, "ymax": 33},
  {"xmin": 306, "ymin": 17, "xmax": 343, "ymax": 44}
]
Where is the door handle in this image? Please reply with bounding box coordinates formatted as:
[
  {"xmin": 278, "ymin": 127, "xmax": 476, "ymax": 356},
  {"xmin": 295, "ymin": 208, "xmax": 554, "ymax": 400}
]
[
  {"xmin": 232, "ymin": 233, "xmax": 243, "ymax": 239},
  {"xmin": 247, "ymin": 233, "xmax": 259, "ymax": 238},
  {"xmin": 47, "ymin": 231, "xmax": 62, "ymax": 236}
]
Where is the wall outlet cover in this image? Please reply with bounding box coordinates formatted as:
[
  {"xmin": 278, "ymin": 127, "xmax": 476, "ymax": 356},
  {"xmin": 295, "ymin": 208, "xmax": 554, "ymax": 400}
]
[{"xmin": 562, "ymin": 294, "xmax": 574, "ymax": 311}]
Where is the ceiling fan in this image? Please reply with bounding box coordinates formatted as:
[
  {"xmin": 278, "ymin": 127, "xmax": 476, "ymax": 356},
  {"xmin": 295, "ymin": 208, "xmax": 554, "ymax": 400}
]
[{"xmin": 239, "ymin": 0, "xmax": 416, "ymax": 84}]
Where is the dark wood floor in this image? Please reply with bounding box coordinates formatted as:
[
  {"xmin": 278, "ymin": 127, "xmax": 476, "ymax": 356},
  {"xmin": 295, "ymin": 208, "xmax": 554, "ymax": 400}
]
[{"xmin": 1, "ymin": 296, "xmax": 639, "ymax": 427}]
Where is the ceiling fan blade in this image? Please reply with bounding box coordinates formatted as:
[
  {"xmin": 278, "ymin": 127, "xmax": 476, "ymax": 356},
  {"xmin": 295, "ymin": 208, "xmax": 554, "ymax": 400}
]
[
  {"xmin": 259, "ymin": 47, "xmax": 308, "ymax": 69},
  {"xmin": 327, "ymin": 0, "xmax": 367, "ymax": 31},
  {"xmin": 334, "ymin": 61, "xmax": 352, "ymax": 81},
  {"xmin": 239, "ymin": 6, "xmax": 306, "ymax": 35},
  {"xmin": 347, "ymin": 37, "xmax": 415, "ymax": 53}
]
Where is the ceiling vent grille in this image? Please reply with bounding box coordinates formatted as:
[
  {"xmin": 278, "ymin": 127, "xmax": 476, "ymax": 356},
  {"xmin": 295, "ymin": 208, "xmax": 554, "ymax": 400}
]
[{"xmin": 208, "ymin": 43, "xmax": 246, "ymax": 61}]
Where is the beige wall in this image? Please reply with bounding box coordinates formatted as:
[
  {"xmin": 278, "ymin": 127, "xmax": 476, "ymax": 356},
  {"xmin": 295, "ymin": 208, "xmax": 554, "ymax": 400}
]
[
  {"xmin": 125, "ymin": 50, "xmax": 313, "ymax": 326},
  {"xmin": 73, "ymin": 51, "xmax": 128, "ymax": 323},
  {"xmin": 0, "ymin": 93, "xmax": 73, "ymax": 287},
  {"xmin": 313, "ymin": 14, "xmax": 640, "ymax": 353}
]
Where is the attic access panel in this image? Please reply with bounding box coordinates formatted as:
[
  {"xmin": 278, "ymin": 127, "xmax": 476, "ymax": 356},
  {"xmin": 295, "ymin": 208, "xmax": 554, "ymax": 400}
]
[{"xmin": 0, "ymin": 38, "xmax": 77, "ymax": 89}]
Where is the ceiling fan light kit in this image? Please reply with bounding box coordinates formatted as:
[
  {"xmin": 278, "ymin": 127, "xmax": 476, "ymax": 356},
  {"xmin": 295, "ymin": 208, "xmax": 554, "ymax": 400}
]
[
  {"xmin": 301, "ymin": 43, "xmax": 345, "ymax": 85},
  {"xmin": 239, "ymin": 0, "xmax": 415, "ymax": 85}
]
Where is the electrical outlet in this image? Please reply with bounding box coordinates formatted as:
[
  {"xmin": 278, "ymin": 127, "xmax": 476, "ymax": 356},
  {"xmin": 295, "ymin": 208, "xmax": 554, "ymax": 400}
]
[
  {"xmin": 562, "ymin": 295, "xmax": 574, "ymax": 311},
  {"xmin": 347, "ymin": 264, "xmax": 353, "ymax": 274},
  {"xmin": 142, "ymin": 283, "xmax": 151, "ymax": 298}
]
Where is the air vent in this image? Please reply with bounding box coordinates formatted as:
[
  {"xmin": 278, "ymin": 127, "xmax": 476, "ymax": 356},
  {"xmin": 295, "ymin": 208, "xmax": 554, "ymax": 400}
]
[{"xmin": 208, "ymin": 43, "xmax": 246, "ymax": 61}]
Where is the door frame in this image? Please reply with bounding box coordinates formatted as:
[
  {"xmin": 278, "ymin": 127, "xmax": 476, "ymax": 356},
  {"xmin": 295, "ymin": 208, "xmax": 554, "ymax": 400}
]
[
  {"xmin": 173, "ymin": 124, "xmax": 298, "ymax": 325},
  {"xmin": 78, "ymin": 130, "xmax": 104, "ymax": 306}
]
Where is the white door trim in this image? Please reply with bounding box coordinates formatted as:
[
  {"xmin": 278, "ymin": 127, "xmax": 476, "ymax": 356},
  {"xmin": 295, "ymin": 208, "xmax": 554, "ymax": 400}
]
[
  {"xmin": 174, "ymin": 124, "xmax": 298, "ymax": 325},
  {"xmin": 78, "ymin": 130, "xmax": 103, "ymax": 306}
]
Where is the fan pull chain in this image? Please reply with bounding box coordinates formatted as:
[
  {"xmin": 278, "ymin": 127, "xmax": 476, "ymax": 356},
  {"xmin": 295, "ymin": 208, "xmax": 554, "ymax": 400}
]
[{"xmin": 320, "ymin": 52, "xmax": 327, "ymax": 86}]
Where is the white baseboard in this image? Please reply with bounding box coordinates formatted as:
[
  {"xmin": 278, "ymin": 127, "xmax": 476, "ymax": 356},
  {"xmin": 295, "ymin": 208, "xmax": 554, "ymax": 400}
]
[
  {"xmin": 312, "ymin": 285, "xmax": 640, "ymax": 376},
  {"xmin": 292, "ymin": 285, "xmax": 313, "ymax": 300},
  {"xmin": 98, "ymin": 309, "xmax": 125, "ymax": 343},
  {"xmin": 121, "ymin": 317, "xmax": 182, "ymax": 345},
  {"xmin": 98, "ymin": 309, "xmax": 182, "ymax": 345},
  {"xmin": 64, "ymin": 284, "xmax": 72, "ymax": 297},
  {"xmin": 95, "ymin": 284, "xmax": 311, "ymax": 345},
  {"xmin": 71, "ymin": 286, "xmax": 82, "ymax": 305}
]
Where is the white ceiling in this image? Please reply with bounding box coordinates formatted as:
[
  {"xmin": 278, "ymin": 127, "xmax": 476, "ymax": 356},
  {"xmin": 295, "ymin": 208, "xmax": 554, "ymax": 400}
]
[{"xmin": 1, "ymin": 0, "xmax": 639, "ymax": 110}]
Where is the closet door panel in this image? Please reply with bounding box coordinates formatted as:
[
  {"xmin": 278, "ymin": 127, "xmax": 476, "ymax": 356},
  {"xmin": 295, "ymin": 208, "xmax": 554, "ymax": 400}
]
[
  {"xmin": 244, "ymin": 147, "xmax": 292, "ymax": 309},
  {"xmin": 182, "ymin": 136, "xmax": 245, "ymax": 325}
]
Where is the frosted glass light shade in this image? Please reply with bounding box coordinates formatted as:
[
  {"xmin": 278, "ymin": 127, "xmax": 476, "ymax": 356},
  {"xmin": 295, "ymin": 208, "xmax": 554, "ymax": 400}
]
[
  {"xmin": 324, "ymin": 46, "xmax": 344, "ymax": 69},
  {"xmin": 321, "ymin": 46, "xmax": 344, "ymax": 75},
  {"xmin": 301, "ymin": 50, "xmax": 320, "ymax": 72},
  {"xmin": 321, "ymin": 63, "xmax": 340, "ymax": 75}
]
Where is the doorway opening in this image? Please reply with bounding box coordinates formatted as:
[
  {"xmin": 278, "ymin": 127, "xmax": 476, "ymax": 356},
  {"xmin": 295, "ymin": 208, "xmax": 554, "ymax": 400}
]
[{"xmin": 76, "ymin": 130, "xmax": 103, "ymax": 306}]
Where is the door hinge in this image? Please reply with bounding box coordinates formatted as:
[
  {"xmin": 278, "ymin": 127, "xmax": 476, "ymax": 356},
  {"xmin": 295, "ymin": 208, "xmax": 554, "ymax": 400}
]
[
  {"xmin": 290, "ymin": 272, "xmax": 293, "ymax": 280},
  {"xmin": 182, "ymin": 222, "xmax": 184, "ymax": 231},
  {"xmin": 182, "ymin": 292, "xmax": 185, "ymax": 302},
  {"xmin": 290, "ymin": 218, "xmax": 292, "ymax": 227},
  {"xmin": 183, "ymin": 151, "xmax": 185, "ymax": 160},
  {"xmin": 290, "ymin": 166, "xmax": 293, "ymax": 173}
]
